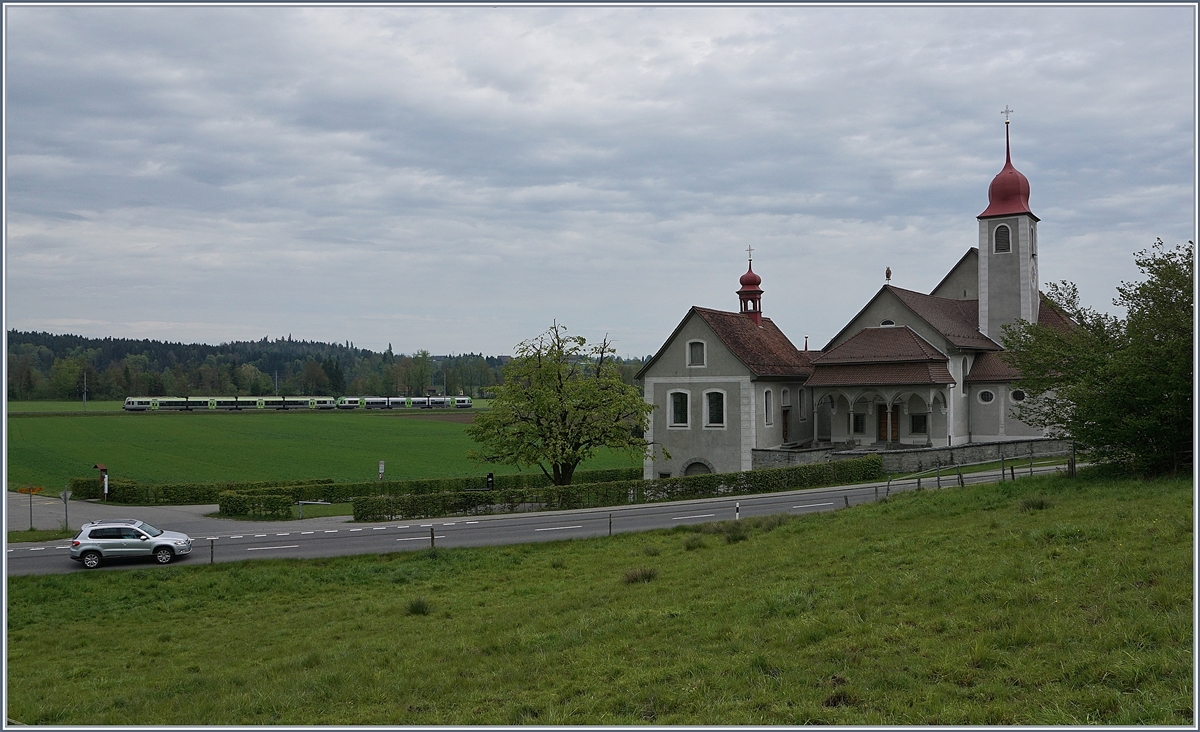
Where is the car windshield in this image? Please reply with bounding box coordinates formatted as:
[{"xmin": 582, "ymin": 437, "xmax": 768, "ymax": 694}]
[{"xmin": 139, "ymin": 523, "xmax": 164, "ymax": 537}]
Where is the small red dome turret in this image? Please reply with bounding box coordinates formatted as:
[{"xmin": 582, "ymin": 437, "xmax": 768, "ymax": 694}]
[
  {"xmin": 979, "ymin": 121, "xmax": 1034, "ymax": 219},
  {"xmin": 737, "ymin": 249, "xmax": 763, "ymax": 325}
]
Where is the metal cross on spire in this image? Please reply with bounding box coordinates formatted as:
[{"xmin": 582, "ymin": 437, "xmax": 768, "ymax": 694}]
[
  {"xmin": 1001, "ymin": 105, "xmax": 1014, "ymax": 123},
  {"xmin": 746, "ymin": 244, "xmax": 754, "ymax": 262}
]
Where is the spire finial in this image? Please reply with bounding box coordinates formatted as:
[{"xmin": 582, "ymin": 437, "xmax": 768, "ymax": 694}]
[
  {"xmin": 746, "ymin": 244, "xmax": 754, "ymax": 263},
  {"xmin": 1001, "ymin": 105, "xmax": 1013, "ymax": 164},
  {"xmin": 885, "ymin": 266, "xmax": 892, "ymax": 283}
]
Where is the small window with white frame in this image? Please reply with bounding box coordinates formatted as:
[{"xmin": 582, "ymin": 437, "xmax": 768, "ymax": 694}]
[
  {"xmin": 687, "ymin": 341, "xmax": 706, "ymax": 367},
  {"xmin": 704, "ymin": 390, "xmax": 726, "ymax": 428},
  {"xmin": 764, "ymin": 389, "xmax": 773, "ymax": 425},
  {"xmin": 781, "ymin": 388, "xmax": 790, "ymax": 407},
  {"xmin": 668, "ymin": 390, "xmax": 690, "ymax": 428}
]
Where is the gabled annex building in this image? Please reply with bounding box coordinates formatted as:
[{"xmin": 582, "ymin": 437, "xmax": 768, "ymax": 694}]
[{"xmin": 637, "ymin": 120, "xmax": 1071, "ymax": 479}]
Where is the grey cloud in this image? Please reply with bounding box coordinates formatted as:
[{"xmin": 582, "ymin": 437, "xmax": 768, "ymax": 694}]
[{"xmin": 4, "ymin": 5, "xmax": 1193, "ymax": 355}]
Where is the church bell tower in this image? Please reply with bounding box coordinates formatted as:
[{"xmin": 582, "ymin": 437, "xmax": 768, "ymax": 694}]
[
  {"xmin": 977, "ymin": 109, "xmax": 1040, "ymax": 339},
  {"xmin": 737, "ymin": 246, "xmax": 764, "ymax": 326}
]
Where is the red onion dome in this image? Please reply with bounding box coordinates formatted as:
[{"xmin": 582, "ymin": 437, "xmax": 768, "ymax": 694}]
[
  {"xmin": 739, "ymin": 265, "xmax": 761, "ymax": 288},
  {"xmin": 979, "ymin": 126, "xmax": 1034, "ymax": 218}
]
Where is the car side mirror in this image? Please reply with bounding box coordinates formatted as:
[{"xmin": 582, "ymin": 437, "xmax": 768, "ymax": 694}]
[{"xmin": 139, "ymin": 535, "xmax": 148, "ymax": 541}]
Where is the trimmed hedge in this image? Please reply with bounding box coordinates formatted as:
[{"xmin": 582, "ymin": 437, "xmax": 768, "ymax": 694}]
[
  {"xmin": 68, "ymin": 469, "xmax": 639, "ymax": 505},
  {"xmin": 67, "ymin": 477, "xmax": 334, "ymax": 504},
  {"xmin": 352, "ymin": 456, "xmax": 884, "ymax": 522},
  {"xmin": 217, "ymin": 491, "xmax": 293, "ymax": 520}
]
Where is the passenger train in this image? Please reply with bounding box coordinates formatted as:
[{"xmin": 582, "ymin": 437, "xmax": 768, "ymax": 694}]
[{"xmin": 122, "ymin": 395, "xmax": 472, "ymax": 411}]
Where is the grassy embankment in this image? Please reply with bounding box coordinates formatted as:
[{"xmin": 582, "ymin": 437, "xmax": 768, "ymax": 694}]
[
  {"xmin": 6, "ymin": 471, "xmax": 1192, "ymax": 725},
  {"xmin": 5, "ymin": 405, "xmax": 632, "ymax": 495}
]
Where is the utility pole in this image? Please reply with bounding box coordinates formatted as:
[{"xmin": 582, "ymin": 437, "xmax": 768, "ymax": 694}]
[{"xmin": 82, "ymin": 371, "xmax": 88, "ymax": 412}]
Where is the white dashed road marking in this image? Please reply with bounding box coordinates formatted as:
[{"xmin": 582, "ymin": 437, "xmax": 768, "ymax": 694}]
[
  {"xmin": 372, "ymin": 527, "xmax": 386, "ymax": 530},
  {"xmin": 465, "ymin": 521, "xmax": 479, "ymax": 524},
  {"xmin": 671, "ymin": 513, "xmax": 715, "ymax": 521},
  {"xmin": 301, "ymin": 531, "xmax": 314, "ymax": 534},
  {"xmin": 350, "ymin": 528, "xmax": 362, "ymax": 532},
  {"xmin": 29, "ymin": 547, "xmax": 44, "ymax": 551},
  {"xmin": 534, "ymin": 525, "xmax": 583, "ymax": 532},
  {"xmin": 276, "ymin": 533, "xmax": 290, "ymax": 536},
  {"xmin": 324, "ymin": 530, "xmax": 337, "ymax": 533},
  {"xmin": 247, "ymin": 545, "xmax": 299, "ymax": 551},
  {"xmin": 254, "ymin": 534, "xmax": 266, "ymax": 537},
  {"xmin": 792, "ymin": 502, "xmax": 834, "ymax": 509},
  {"xmin": 230, "ymin": 535, "xmax": 243, "ymax": 539}
]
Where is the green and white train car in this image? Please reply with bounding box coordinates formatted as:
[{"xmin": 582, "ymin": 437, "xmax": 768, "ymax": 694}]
[{"xmin": 123, "ymin": 396, "xmax": 337, "ymax": 411}]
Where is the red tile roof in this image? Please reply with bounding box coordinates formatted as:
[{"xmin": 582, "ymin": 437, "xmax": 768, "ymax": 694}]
[
  {"xmin": 814, "ymin": 325, "xmax": 947, "ymax": 364},
  {"xmin": 692, "ymin": 307, "xmax": 813, "ymax": 377},
  {"xmin": 965, "ymin": 351, "xmax": 1018, "ymax": 383},
  {"xmin": 1037, "ymin": 295, "xmax": 1075, "ymax": 333},
  {"xmin": 885, "ymin": 286, "xmax": 1001, "ymax": 350},
  {"xmin": 806, "ymin": 361, "xmax": 955, "ymax": 387},
  {"xmin": 808, "ymin": 326, "xmax": 954, "ymax": 387}
]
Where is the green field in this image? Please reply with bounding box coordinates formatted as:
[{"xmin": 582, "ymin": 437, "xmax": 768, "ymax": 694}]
[
  {"xmin": 6, "ymin": 472, "xmax": 1192, "ymax": 725},
  {"xmin": 6, "ymin": 409, "xmax": 636, "ymax": 493},
  {"xmin": 6, "ymin": 400, "xmax": 126, "ymax": 413}
]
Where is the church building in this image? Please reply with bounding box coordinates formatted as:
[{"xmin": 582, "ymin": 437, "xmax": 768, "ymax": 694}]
[{"xmin": 638, "ymin": 119, "xmax": 1071, "ymax": 478}]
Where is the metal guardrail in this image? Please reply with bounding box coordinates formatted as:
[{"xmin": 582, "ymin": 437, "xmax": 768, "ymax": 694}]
[{"xmin": 881, "ymin": 457, "xmax": 1081, "ymax": 496}]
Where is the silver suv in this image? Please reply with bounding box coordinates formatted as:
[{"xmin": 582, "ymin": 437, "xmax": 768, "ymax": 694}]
[{"xmin": 69, "ymin": 519, "xmax": 193, "ymax": 569}]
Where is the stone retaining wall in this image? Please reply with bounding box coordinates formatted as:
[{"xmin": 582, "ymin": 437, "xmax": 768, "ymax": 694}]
[
  {"xmin": 751, "ymin": 446, "xmax": 837, "ymax": 469},
  {"xmin": 839, "ymin": 438, "xmax": 1072, "ymax": 474}
]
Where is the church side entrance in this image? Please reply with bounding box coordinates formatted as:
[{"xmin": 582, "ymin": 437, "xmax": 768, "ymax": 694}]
[{"xmin": 877, "ymin": 405, "xmax": 899, "ymax": 443}]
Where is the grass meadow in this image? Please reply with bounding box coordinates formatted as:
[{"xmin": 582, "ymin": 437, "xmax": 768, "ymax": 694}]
[
  {"xmin": 6, "ymin": 472, "xmax": 1192, "ymax": 725},
  {"xmin": 6, "ymin": 407, "xmax": 636, "ymax": 493}
]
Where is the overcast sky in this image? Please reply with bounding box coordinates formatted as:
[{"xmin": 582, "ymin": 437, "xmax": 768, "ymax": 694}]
[{"xmin": 4, "ymin": 5, "xmax": 1195, "ymax": 358}]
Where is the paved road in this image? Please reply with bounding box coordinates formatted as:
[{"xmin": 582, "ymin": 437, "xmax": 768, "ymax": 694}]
[{"xmin": 6, "ymin": 464, "xmax": 1071, "ymax": 576}]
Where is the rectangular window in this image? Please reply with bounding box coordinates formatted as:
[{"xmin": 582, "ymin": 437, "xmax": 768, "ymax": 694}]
[
  {"xmin": 910, "ymin": 414, "xmax": 928, "ymax": 434},
  {"xmin": 670, "ymin": 392, "xmax": 688, "ymax": 426},
  {"xmin": 764, "ymin": 390, "xmax": 773, "ymax": 425},
  {"xmin": 688, "ymin": 342, "xmax": 705, "ymax": 366},
  {"xmin": 852, "ymin": 414, "xmax": 866, "ymax": 434},
  {"xmin": 706, "ymin": 392, "xmax": 724, "ymax": 426}
]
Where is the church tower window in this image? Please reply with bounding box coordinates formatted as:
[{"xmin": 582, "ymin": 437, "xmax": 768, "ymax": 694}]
[{"xmin": 994, "ymin": 224, "xmax": 1011, "ymax": 253}]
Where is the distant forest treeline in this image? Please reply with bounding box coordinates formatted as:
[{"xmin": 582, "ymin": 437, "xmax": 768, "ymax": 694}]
[{"xmin": 6, "ymin": 331, "xmax": 647, "ymax": 401}]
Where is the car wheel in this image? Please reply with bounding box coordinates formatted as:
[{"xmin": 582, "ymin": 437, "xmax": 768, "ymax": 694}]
[
  {"xmin": 154, "ymin": 547, "xmax": 174, "ymax": 565},
  {"xmin": 81, "ymin": 551, "xmax": 102, "ymax": 569}
]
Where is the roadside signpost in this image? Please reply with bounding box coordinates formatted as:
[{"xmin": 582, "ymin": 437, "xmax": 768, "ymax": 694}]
[
  {"xmin": 17, "ymin": 485, "xmax": 43, "ymax": 530},
  {"xmin": 378, "ymin": 461, "xmax": 385, "ymax": 481},
  {"xmin": 61, "ymin": 490, "xmax": 73, "ymax": 531}
]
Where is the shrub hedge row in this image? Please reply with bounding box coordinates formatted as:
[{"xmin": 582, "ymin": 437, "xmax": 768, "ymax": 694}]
[
  {"xmin": 67, "ymin": 477, "xmax": 334, "ymax": 504},
  {"xmin": 69, "ymin": 468, "xmax": 639, "ymax": 506},
  {"xmin": 217, "ymin": 491, "xmax": 294, "ymax": 519},
  {"xmin": 352, "ymin": 455, "xmax": 883, "ymax": 522}
]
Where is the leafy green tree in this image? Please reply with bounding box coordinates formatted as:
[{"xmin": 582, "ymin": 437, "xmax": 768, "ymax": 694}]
[
  {"xmin": 466, "ymin": 323, "xmax": 655, "ymax": 485},
  {"xmin": 408, "ymin": 350, "xmax": 433, "ymax": 396},
  {"xmin": 1002, "ymin": 239, "xmax": 1193, "ymax": 475}
]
